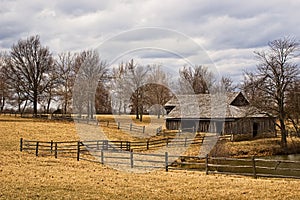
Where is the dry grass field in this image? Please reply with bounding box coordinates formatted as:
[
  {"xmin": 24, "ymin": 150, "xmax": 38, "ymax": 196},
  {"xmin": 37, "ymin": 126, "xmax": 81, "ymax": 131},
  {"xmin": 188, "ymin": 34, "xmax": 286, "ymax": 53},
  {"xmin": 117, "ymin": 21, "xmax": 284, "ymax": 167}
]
[{"xmin": 0, "ymin": 115, "xmax": 300, "ymax": 199}]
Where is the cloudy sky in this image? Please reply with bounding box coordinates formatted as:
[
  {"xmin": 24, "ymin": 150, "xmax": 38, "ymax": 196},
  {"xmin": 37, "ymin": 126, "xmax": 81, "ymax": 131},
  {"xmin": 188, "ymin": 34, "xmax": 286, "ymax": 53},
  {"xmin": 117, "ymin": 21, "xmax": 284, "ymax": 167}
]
[{"xmin": 1, "ymin": 0, "xmax": 300, "ymax": 83}]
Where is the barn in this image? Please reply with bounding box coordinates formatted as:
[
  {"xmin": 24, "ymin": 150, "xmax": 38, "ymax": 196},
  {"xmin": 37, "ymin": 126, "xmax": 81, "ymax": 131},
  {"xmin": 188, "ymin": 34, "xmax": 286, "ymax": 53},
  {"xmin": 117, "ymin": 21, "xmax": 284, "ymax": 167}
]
[{"xmin": 164, "ymin": 92, "xmax": 275, "ymax": 137}]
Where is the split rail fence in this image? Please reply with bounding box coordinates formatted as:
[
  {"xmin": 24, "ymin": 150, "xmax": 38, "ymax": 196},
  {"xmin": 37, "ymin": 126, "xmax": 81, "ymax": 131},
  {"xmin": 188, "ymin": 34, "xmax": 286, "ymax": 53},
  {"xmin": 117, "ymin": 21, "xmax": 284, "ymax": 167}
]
[{"xmin": 20, "ymin": 138, "xmax": 300, "ymax": 179}]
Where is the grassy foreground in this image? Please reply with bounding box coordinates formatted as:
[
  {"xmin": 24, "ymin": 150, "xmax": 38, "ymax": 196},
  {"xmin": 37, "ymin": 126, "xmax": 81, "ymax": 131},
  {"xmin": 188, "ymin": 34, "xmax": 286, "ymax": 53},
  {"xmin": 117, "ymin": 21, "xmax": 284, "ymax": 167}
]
[{"xmin": 0, "ymin": 115, "xmax": 299, "ymax": 200}]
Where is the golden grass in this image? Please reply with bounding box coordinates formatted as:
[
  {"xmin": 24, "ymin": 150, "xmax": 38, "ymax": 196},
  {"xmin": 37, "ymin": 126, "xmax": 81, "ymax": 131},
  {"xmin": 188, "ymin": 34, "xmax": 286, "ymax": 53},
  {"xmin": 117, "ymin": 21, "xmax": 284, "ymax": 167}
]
[
  {"xmin": 211, "ymin": 137, "xmax": 300, "ymax": 158},
  {"xmin": 0, "ymin": 115, "xmax": 299, "ymax": 199}
]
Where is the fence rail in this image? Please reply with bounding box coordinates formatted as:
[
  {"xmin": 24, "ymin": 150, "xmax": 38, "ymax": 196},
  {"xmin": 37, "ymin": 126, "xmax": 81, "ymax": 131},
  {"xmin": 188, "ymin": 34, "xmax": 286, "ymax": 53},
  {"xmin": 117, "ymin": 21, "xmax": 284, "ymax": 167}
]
[{"xmin": 20, "ymin": 138, "xmax": 300, "ymax": 179}]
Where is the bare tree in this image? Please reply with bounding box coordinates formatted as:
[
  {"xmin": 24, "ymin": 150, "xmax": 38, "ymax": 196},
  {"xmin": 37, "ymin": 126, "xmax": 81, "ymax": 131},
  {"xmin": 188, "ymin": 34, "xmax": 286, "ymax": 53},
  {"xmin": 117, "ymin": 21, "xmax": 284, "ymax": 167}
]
[
  {"xmin": 126, "ymin": 59, "xmax": 150, "ymax": 121},
  {"xmin": 95, "ymin": 81, "xmax": 112, "ymax": 114},
  {"xmin": 5, "ymin": 35, "xmax": 54, "ymax": 116},
  {"xmin": 73, "ymin": 50, "xmax": 108, "ymax": 119},
  {"xmin": 243, "ymin": 37, "xmax": 300, "ymax": 148},
  {"xmin": 0, "ymin": 52, "xmax": 9, "ymax": 113},
  {"xmin": 221, "ymin": 76, "xmax": 236, "ymax": 92},
  {"xmin": 111, "ymin": 62, "xmax": 131, "ymax": 115},
  {"xmin": 179, "ymin": 65, "xmax": 214, "ymax": 94},
  {"xmin": 56, "ymin": 52, "xmax": 77, "ymax": 114},
  {"xmin": 286, "ymin": 79, "xmax": 300, "ymax": 135},
  {"xmin": 144, "ymin": 65, "xmax": 172, "ymax": 118}
]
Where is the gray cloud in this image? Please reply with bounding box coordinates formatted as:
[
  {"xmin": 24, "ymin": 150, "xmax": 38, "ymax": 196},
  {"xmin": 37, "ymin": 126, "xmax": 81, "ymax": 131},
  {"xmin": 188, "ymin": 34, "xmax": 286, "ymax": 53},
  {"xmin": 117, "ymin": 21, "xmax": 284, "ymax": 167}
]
[{"xmin": 1, "ymin": 0, "xmax": 300, "ymax": 83}]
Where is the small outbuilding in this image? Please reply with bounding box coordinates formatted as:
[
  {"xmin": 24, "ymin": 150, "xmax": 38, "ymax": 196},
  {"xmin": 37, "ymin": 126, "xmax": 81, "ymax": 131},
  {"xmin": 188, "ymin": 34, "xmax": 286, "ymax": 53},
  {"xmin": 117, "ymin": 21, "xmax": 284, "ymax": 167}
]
[{"xmin": 164, "ymin": 92, "xmax": 275, "ymax": 137}]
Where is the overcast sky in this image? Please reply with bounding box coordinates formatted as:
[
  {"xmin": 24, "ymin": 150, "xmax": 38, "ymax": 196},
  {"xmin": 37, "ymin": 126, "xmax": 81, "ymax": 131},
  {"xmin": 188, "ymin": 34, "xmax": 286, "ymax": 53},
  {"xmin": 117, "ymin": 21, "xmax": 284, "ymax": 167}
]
[{"xmin": 1, "ymin": 0, "xmax": 300, "ymax": 83}]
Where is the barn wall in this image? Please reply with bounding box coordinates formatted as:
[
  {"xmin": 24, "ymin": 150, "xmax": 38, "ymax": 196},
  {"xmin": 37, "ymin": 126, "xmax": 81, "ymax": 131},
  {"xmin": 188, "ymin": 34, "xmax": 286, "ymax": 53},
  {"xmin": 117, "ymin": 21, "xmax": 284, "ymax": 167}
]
[{"xmin": 166, "ymin": 117, "xmax": 275, "ymax": 136}]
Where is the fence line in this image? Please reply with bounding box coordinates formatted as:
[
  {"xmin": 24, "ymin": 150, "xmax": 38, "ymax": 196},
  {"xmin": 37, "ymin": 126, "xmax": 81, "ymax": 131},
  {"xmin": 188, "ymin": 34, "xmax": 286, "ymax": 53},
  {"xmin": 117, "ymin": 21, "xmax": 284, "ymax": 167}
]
[{"xmin": 19, "ymin": 138, "xmax": 300, "ymax": 179}]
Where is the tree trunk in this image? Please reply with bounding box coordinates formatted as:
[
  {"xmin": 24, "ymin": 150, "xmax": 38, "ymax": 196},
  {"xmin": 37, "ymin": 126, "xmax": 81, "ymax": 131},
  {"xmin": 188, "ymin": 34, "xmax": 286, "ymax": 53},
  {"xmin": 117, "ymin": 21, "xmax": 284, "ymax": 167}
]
[
  {"xmin": 157, "ymin": 108, "xmax": 161, "ymax": 119},
  {"xmin": 33, "ymin": 91, "xmax": 38, "ymax": 117},
  {"xmin": 64, "ymin": 101, "xmax": 67, "ymax": 115},
  {"xmin": 46, "ymin": 98, "xmax": 51, "ymax": 114},
  {"xmin": 135, "ymin": 104, "xmax": 139, "ymax": 119},
  {"xmin": 139, "ymin": 104, "xmax": 143, "ymax": 122},
  {"xmin": 21, "ymin": 100, "xmax": 28, "ymax": 116},
  {"xmin": 279, "ymin": 118, "xmax": 288, "ymax": 149},
  {"xmin": 0, "ymin": 96, "xmax": 4, "ymax": 113},
  {"xmin": 90, "ymin": 100, "xmax": 94, "ymax": 119}
]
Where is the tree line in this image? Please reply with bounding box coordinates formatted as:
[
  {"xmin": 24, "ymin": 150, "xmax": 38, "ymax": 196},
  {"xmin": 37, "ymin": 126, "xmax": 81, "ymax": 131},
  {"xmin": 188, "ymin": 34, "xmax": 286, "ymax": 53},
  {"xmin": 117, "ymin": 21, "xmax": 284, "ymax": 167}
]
[
  {"xmin": 0, "ymin": 35, "xmax": 235, "ymax": 118},
  {"xmin": 0, "ymin": 35, "xmax": 299, "ymax": 148}
]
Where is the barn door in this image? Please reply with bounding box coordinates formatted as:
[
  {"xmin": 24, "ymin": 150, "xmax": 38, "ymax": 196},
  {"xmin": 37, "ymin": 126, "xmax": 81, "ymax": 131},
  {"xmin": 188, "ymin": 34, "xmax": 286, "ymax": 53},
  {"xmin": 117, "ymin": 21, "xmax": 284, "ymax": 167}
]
[
  {"xmin": 253, "ymin": 122, "xmax": 259, "ymax": 137},
  {"xmin": 216, "ymin": 121, "xmax": 224, "ymax": 135}
]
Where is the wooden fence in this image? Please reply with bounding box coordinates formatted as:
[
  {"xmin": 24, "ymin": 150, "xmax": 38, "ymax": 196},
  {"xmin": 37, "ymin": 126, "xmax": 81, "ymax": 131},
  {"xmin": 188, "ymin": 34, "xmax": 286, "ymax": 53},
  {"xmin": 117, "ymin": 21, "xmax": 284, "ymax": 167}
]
[
  {"xmin": 20, "ymin": 139, "xmax": 81, "ymax": 159},
  {"xmin": 20, "ymin": 136, "xmax": 203, "ymax": 155},
  {"xmin": 74, "ymin": 118, "xmax": 148, "ymax": 134},
  {"xmin": 206, "ymin": 156, "xmax": 300, "ymax": 179},
  {"xmin": 19, "ymin": 138, "xmax": 300, "ymax": 179}
]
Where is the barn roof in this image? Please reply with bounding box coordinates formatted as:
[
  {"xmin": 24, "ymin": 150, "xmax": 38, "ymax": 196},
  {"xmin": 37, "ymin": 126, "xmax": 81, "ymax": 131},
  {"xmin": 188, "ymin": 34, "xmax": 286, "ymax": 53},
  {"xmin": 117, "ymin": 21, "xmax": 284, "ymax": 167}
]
[{"xmin": 165, "ymin": 92, "xmax": 266, "ymax": 119}]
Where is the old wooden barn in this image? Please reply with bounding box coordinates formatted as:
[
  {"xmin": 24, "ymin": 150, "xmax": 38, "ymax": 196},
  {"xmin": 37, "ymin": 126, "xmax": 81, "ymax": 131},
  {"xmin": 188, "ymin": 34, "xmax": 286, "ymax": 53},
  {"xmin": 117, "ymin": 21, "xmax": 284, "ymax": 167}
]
[{"xmin": 164, "ymin": 92, "xmax": 275, "ymax": 137}]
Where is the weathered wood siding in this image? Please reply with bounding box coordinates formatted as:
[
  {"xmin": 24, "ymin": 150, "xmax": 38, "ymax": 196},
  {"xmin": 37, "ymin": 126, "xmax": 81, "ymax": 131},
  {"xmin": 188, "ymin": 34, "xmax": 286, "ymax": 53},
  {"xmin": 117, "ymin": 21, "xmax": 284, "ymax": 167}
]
[{"xmin": 166, "ymin": 117, "xmax": 275, "ymax": 136}]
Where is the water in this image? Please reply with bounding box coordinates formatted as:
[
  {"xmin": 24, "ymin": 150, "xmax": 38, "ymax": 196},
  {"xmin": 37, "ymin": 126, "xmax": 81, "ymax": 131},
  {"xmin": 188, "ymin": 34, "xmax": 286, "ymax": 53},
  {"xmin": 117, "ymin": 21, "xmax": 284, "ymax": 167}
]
[
  {"xmin": 263, "ymin": 154, "xmax": 300, "ymax": 161},
  {"xmin": 212, "ymin": 154, "xmax": 300, "ymax": 178}
]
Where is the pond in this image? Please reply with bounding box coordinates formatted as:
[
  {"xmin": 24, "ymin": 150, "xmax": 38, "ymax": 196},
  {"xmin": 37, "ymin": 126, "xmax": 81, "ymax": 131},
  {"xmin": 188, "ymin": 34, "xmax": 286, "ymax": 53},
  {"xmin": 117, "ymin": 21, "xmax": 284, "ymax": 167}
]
[
  {"xmin": 263, "ymin": 154, "xmax": 300, "ymax": 161},
  {"xmin": 172, "ymin": 154, "xmax": 300, "ymax": 178}
]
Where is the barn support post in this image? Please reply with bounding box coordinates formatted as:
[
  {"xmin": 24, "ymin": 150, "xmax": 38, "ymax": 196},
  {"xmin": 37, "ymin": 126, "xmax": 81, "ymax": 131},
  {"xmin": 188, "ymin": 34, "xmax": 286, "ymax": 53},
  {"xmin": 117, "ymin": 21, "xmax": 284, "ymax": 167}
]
[{"xmin": 142, "ymin": 126, "xmax": 145, "ymax": 133}]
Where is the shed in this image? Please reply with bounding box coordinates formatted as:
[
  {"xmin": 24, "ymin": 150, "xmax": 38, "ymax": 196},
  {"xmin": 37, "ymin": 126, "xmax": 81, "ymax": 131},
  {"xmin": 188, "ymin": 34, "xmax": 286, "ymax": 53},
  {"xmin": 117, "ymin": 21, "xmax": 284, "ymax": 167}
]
[{"xmin": 164, "ymin": 92, "xmax": 275, "ymax": 137}]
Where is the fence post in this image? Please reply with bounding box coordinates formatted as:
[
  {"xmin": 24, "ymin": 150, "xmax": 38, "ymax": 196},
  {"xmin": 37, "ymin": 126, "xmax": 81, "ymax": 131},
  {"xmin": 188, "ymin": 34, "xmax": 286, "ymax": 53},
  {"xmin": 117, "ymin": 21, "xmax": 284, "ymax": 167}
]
[
  {"xmin": 184, "ymin": 137, "xmax": 187, "ymax": 147},
  {"xmin": 143, "ymin": 126, "xmax": 145, "ymax": 133},
  {"xmin": 126, "ymin": 141, "xmax": 131, "ymax": 151},
  {"xmin": 101, "ymin": 150, "xmax": 104, "ymax": 164},
  {"xmin": 130, "ymin": 123, "xmax": 132, "ymax": 131},
  {"xmin": 107, "ymin": 121, "xmax": 109, "ymax": 127},
  {"xmin": 20, "ymin": 138, "xmax": 23, "ymax": 152},
  {"xmin": 35, "ymin": 142, "xmax": 39, "ymax": 156},
  {"xmin": 120, "ymin": 141, "xmax": 123, "ymax": 150},
  {"xmin": 166, "ymin": 137, "xmax": 169, "ymax": 147},
  {"xmin": 147, "ymin": 139, "xmax": 150, "ymax": 150},
  {"xmin": 97, "ymin": 141, "xmax": 99, "ymax": 150},
  {"xmin": 50, "ymin": 140, "xmax": 53, "ymax": 154},
  {"xmin": 130, "ymin": 150, "xmax": 134, "ymax": 168},
  {"xmin": 77, "ymin": 141, "xmax": 81, "ymax": 161},
  {"xmin": 55, "ymin": 142, "xmax": 58, "ymax": 158},
  {"xmin": 205, "ymin": 154, "xmax": 209, "ymax": 175},
  {"xmin": 165, "ymin": 152, "xmax": 169, "ymax": 172},
  {"xmin": 118, "ymin": 122, "xmax": 120, "ymax": 129},
  {"xmin": 103, "ymin": 140, "xmax": 108, "ymax": 150},
  {"xmin": 252, "ymin": 156, "xmax": 257, "ymax": 179}
]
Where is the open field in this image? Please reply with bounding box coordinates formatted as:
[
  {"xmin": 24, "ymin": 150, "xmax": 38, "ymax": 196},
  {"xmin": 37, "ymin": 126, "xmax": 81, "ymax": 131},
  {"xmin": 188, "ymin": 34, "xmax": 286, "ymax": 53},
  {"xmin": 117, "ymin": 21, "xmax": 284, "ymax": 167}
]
[{"xmin": 0, "ymin": 115, "xmax": 300, "ymax": 199}]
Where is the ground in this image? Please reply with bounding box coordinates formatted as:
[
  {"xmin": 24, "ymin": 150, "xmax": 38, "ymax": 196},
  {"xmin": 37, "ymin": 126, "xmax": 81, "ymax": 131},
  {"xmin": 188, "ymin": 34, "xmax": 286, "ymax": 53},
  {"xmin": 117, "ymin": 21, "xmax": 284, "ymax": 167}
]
[{"xmin": 0, "ymin": 115, "xmax": 299, "ymax": 199}]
